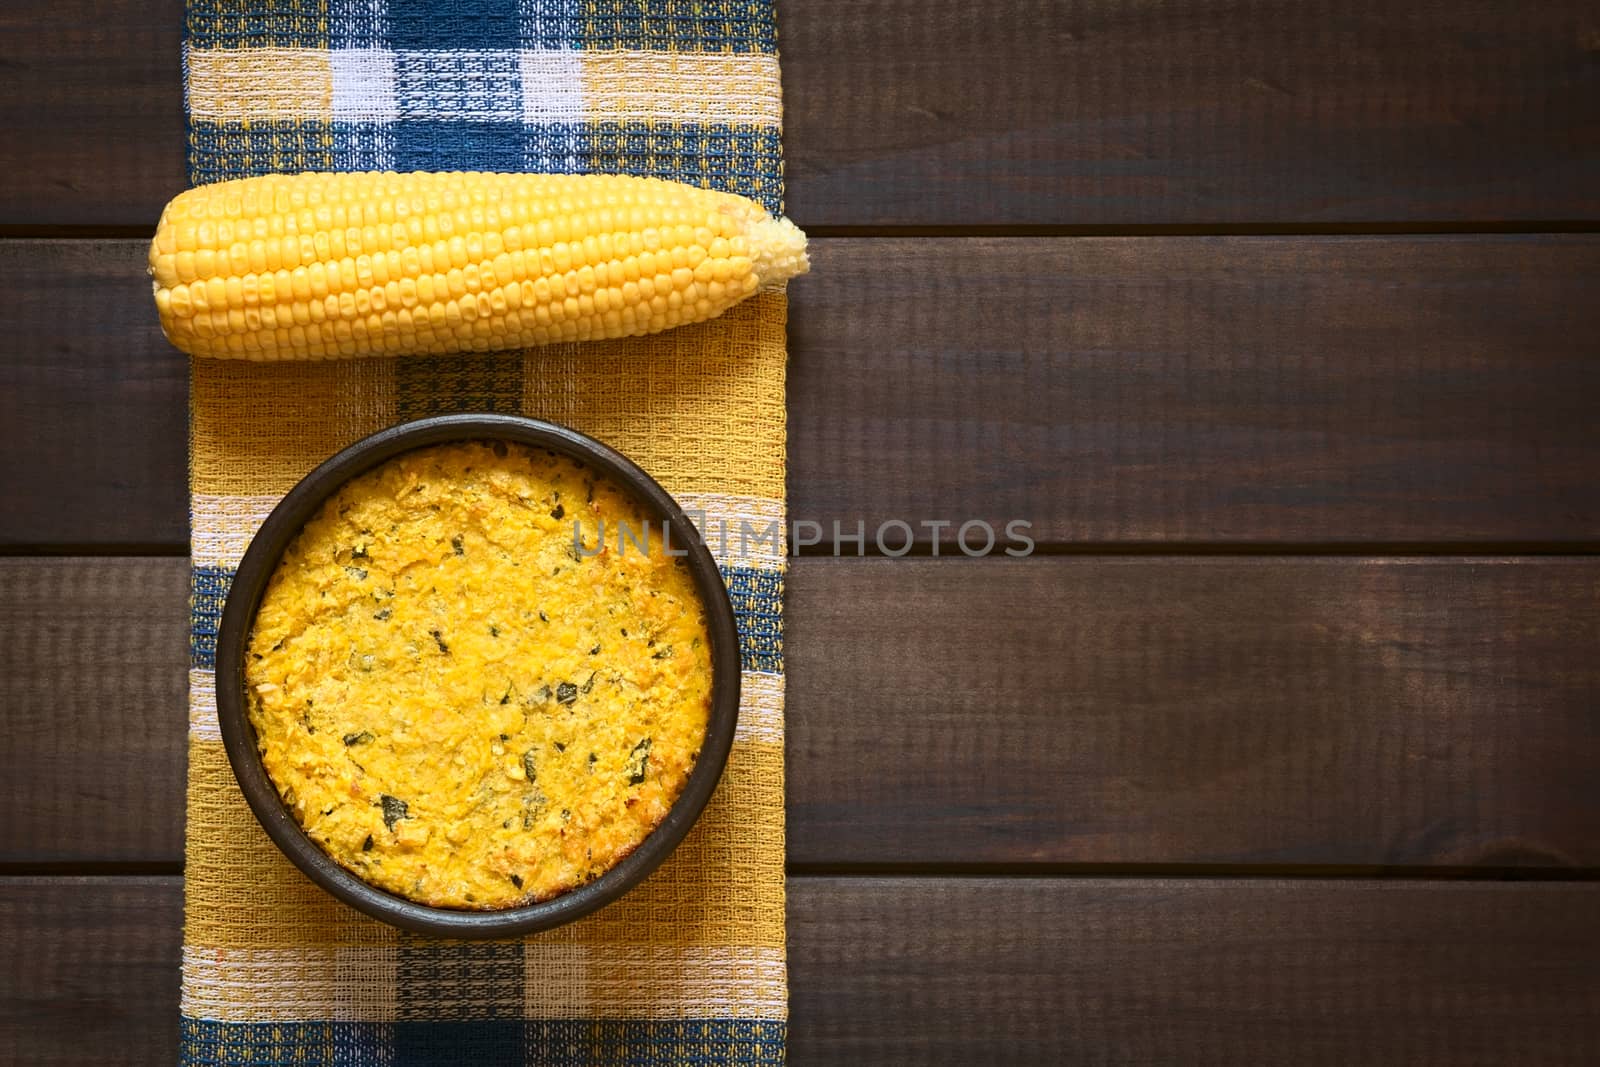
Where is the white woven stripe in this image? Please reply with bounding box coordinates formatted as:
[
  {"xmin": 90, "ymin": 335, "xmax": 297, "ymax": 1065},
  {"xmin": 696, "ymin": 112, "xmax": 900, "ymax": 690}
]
[
  {"xmin": 524, "ymin": 944, "xmax": 786, "ymax": 1017},
  {"xmin": 736, "ymin": 671, "xmax": 784, "ymax": 745},
  {"xmin": 331, "ymin": 48, "xmax": 398, "ymax": 121},
  {"xmin": 191, "ymin": 494, "xmax": 281, "ymax": 567},
  {"xmin": 182, "ymin": 944, "xmax": 399, "ymax": 1021},
  {"xmin": 519, "ymin": 49, "xmax": 586, "ymax": 121},
  {"xmin": 190, "ymin": 668, "xmax": 219, "ymax": 742},
  {"xmin": 193, "ymin": 493, "xmax": 785, "ymax": 569},
  {"xmin": 182, "ymin": 943, "xmax": 782, "ymax": 1021},
  {"xmin": 185, "ymin": 48, "xmax": 783, "ymax": 126},
  {"xmin": 677, "ymin": 492, "xmax": 786, "ymax": 572},
  {"xmin": 196, "ymin": 669, "xmax": 774, "ymax": 745}
]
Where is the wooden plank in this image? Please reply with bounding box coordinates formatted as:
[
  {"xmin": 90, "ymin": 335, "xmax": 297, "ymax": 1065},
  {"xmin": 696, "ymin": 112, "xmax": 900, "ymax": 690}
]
[
  {"xmin": 0, "ymin": 241, "xmax": 187, "ymax": 547},
  {"xmin": 0, "ymin": 878, "xmax": 179, "ymax": 1067},
  {"xmin": 0, "ymin": 0, "xmax": 184, "ymax": 228},
  {"xmin": 780, "ymin": 1, "xmax": 1600, "ymax": 227},
  {"xmin": 0, "ymin": 560, "xmax": 188, "ymax": 863},
  {"xmin": 5, "ymin": 1, "xmax": 1599, "ymax": 227},
  {"xmin": 786, "ymin": 557, "xmax": 1600, "ymax": 867},
  {"xmin": 5, "ymin": 556, "xmax": 1599, "ymax": 870},
  {"xmin": 790, "ymin": 236, "xmax": 1600, "ymax": 546},
  {"xmin": 788, "ymin": 877, "xmax": 1600, "ymax": 1064},
  {"xmin": 5, "ymin": 876, "xmax": 1599, "ymax": 1065},
  {"xmin": 7, "ymin": 236, "xmax": 1600, "ymax": 549}
]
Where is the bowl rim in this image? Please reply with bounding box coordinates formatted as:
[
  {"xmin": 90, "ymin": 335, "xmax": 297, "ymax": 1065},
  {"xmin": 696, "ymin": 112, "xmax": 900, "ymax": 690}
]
[{"xmin": 215, "ymin": 413, "xmax": 741, "ymax": 938}]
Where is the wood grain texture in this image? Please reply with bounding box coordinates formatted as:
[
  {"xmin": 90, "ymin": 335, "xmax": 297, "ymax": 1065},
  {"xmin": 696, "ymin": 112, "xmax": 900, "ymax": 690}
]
[
  {"xmin": 4, "ymin": 1, "xmax": 1599, "ymax": 227},
  {"xmin": 786, "ymin": 557, "xmax": 1600, "ymax": 867},
  {"xmin": 0, "ymin": 878, "xmax": 179, "ymax": 1067},
  {"xmin": 5, "ymin": 556, "xmax": 1598, "ymax": 870},
  {"xmin": 788, "ymin": 877, "xmax": 1600, "ymax": 1064},
  {"xmin": 7, "ymin": 237, "xmax": 1600, "ymax": 548},
  {"xmin": 0, "ymin": 241, "xmax": 187, "ymax": 547},
  {"xmin": 0, "ymin": 560, "xmax": 188, "ymax": 863},
  {"xmin": 5, "ymin": 876, "xmax": 1598, "ymax": 1065},
  {"xmin": 781, "ymin": 0, "xmax": 1600, "ymax": 226},
  {"xmin": 790, "ymin": 236, "xmax": 1600, "ymax": 546},
  {"xmin": 0, "ymin": 0, "xmax": 183, "ymax": 228}
]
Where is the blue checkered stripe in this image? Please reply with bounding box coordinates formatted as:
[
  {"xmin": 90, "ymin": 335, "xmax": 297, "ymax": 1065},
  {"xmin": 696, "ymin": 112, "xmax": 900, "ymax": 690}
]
[
  {"xmin": 185, "ymin": 0, "xmax": 784, "ymax": 212},
  {"xmin": 192, "ymin": 562, "xmax": 781, "ymax": 675},
  {"xmin": 180, "ymin": 1017, "xmax": 787, "ymax": 1066},
  {"xmin": 190, "ymin": 0, "xmax": 777, "ymax": 51}
]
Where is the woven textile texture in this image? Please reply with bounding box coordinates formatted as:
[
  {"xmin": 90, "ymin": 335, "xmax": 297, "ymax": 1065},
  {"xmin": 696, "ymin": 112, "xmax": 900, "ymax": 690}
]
[{"xmin": 180, "ymin": 3, "xmax": 789, "ymax": 1063}]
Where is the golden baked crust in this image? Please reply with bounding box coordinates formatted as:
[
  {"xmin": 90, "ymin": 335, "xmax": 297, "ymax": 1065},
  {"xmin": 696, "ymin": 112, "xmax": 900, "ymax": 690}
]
[{"xmin": 243, "ymin": 440, "xmax": 711, "ymax": 909}]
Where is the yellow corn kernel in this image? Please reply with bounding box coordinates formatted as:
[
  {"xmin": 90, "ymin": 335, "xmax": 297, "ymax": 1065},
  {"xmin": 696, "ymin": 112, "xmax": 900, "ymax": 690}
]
[{"xmin": 150, "ymin": 171, "xmax": 807, "ymax": 360}]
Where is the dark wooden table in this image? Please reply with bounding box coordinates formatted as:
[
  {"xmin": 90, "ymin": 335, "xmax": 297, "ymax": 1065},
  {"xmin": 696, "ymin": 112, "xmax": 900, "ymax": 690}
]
[{"xmin": 4, "ymin": 1, "xmax": 1600, "ymax": 1062}]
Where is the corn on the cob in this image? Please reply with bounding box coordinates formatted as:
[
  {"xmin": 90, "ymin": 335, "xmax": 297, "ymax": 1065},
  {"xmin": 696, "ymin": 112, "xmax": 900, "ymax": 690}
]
[{"xmin": 150, "ymin": 171, "xmax": 808, "ymax": 361}]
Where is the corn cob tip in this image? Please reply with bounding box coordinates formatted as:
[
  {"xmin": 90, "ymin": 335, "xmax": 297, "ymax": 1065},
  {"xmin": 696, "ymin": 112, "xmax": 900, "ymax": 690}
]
[{"xmin": 747, "ymin": 213, "xmax": 809, "ymax": 288}]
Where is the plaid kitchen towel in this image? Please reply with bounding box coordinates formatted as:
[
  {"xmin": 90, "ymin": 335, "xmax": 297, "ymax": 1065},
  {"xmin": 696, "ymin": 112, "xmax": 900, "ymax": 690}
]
[{"xmin": 179, "ymin": 3, "xmax": 788, "ymax": 1063}]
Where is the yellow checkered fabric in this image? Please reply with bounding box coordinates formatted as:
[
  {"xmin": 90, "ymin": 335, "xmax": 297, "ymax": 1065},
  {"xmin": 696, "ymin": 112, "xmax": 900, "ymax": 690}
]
[{"xmin": 181, "ymin": 2, "xmax": 789, "ymax": 1063}]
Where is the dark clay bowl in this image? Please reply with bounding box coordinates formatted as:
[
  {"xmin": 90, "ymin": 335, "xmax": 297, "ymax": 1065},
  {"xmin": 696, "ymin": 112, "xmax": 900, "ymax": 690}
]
[{"xmin": 215, "ymin": 413, "xmax": 740, "ymax": 938}]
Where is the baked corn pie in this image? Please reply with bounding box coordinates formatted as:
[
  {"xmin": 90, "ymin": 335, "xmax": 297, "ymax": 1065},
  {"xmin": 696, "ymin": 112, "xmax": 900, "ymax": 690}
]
[{"xmin": 243, "ymin": 440, "xmax": 712, "ymax": 909}]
